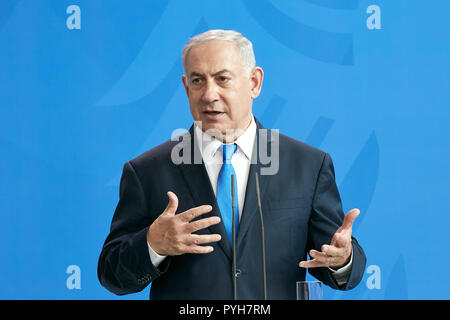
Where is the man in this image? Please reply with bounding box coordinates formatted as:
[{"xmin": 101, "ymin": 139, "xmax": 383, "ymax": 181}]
[{"xmin": 98, "ymin": 30, "xmax": 366, "ymax": 299}]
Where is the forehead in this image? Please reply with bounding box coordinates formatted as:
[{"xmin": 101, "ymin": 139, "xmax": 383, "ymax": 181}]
[{"xmin": 184, "ymin": 40, "xmax": 245, "ymax": 74}]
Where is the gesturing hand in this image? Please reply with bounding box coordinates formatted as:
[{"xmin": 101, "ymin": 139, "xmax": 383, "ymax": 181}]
[
  {"xmin": 299, "ymin": 208, "xmax": 360, "ymax": 269},
  {"xmin": 147, "ymin": 191, "xmax": 222, "ymax": 256}
]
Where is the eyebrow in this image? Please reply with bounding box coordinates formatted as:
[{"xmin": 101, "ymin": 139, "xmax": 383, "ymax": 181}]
[
  {"xmin": 189, "ymin": 69, "xmax": 234, "ymax": 78},
  {"xmin": 212, "ymin": 69, "xmax": 233, "ymax": 77}
]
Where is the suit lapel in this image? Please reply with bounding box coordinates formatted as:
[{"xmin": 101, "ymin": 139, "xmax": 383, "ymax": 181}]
[
  {"xmin": 236, "ymin": 118, "xmax": 270, "ymax": 248},
  {"xmin": 177, "ymin": 125, "xmax": 232, "ymax": 260}
]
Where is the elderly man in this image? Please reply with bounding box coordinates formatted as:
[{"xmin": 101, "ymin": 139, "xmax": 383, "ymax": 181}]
[{"xmin": 98, "ymin": 29, "xmax": 366, "ymax": 299}]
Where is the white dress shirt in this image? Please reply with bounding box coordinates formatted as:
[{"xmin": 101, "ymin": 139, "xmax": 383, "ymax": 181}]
[
  {"xmin": 195, "ymin": 115, "xmax": 256, "ymax": 219},
  {"xmin": 147, "ymin": 115, "xmax": 352, "ymax": 286}
]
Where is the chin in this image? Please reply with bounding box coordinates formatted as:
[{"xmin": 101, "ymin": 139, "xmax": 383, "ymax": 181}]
[
  {"xmin": 197, "ymin": 121, "xmax": 228, "ymax": 138},
  {"xmin": 201, "ymin": 123, "xmax": 226, "ymax": 134}
]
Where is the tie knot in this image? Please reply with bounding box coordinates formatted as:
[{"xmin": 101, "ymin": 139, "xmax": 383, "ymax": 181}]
[{"xmin": 222, "ymin": 143, "xmax": 237, "ymax": 163}]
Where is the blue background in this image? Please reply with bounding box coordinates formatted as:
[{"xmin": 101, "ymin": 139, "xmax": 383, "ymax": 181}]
[{"xmin": 1, "ymin": 0, "xmax": 449, "ymax": 299}]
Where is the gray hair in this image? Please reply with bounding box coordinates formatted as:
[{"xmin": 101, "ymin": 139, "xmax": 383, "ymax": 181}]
[{"xmin": 182, "ymin": 29, "xmax": 256, "ymax": 76}]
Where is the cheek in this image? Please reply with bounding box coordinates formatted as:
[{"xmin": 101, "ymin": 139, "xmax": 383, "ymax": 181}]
[
  {"xmin": 188, "ymin": 93, "xmax": 201, "ymax": 110},
  {"xmin": 188, "ymin": 101, "xmax": 200, "ymax": 120},
  {"xmin": 227, "ymin": 90, "xmax": 252, "ymax": 115}
]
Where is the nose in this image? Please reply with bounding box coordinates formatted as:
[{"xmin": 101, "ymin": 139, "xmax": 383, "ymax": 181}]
[{"xmin": 201, "ymin": 80, "xmax": 220, "ymax": 104}]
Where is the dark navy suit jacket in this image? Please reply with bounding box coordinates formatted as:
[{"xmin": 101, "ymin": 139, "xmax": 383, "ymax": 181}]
[{"xmin": 98, "ymin": 119, "xmax": 366, "ymax": 299}]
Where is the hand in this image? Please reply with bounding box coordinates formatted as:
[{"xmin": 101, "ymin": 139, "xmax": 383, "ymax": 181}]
[
  {"xmin": 147, "ymin": 191, "xmax": 222, "ymax": 256},
  {"xmin": 299, "ymin": 208, "xmax": 360, "ymax": 269}
]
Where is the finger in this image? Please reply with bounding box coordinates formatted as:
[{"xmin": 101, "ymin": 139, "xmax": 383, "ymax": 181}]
[
  {"xmin": 179, "ymin": 205, "xmax": 213, "ymax": 222},
  {"xmin": 186, "ymin": 233, "xmax": 222, "ymax": 246},
  {"xmin": 321, "ymin": 244, "xmax": 343, "ymax": 257},
  {"xmin": 301, "ymin": 249, "xmax": 344, "ymax": 268},
  {"xmin": 163, "ymin": 191, "xmax": 179, "ymax": 216},
  {"xmin": 311, "ymin": 249, "xmax": 346, "ymax": 267},
  {"xmin": 184, "ymin": 245, "xmax": 215, "ymax": 254},
  {"xmin": 299, "ymin": 259, "xmax": 326, "ymax": 268},
  {"xmin": 186, "ymin": 216, "xmax": 221, "ymax": 233},
  {"xmin": 341, "ymin": 208, "xmax": 360, "ymax": 230},
  {"xmin": 309, "ymin": 249, "xmax": 329, "ymax": 263}
]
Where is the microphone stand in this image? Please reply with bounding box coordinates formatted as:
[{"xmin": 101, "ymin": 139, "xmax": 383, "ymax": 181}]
[
  {"xmin": 231, "ymin": 174, "xmax": 237, "ymax": 300},
  {"xmin": 255, "ymin": 172, "xmax": 267, "ymax": 300}
]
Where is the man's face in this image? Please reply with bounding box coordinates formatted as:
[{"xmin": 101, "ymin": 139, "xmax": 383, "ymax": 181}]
[{"xmin": 182, "ymin": 40, "xmax": 263, "ymax": 141}]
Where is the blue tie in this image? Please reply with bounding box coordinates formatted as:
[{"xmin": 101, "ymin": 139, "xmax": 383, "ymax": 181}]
[{"xmin": 217, "ymin": 143, "xmax": 239, "ymax": 245}]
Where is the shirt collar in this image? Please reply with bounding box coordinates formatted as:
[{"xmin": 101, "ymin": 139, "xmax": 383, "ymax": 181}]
[{"xmin": 194, "ymin": 115, "xmax": 256, "ymax": 162}]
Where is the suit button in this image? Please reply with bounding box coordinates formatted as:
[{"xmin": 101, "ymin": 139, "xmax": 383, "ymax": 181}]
[{"xmin": 235, "ymin": 269, "xmax": 242, "ymax": 278}]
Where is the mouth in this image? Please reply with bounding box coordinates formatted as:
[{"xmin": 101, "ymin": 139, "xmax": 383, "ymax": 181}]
[
  {"xmin": 202, "ymin": 110, "xmax": 225, "ymax": 120},
  {"xmin": 203, "ymin": 110, "xmax": 224, "ymax": 114}
]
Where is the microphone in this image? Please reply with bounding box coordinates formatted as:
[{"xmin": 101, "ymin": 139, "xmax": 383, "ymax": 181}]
[
  {"xmin": 231, "ymin": 174, "xmax": 237, "ymax": 300},
  {"xmin": 254, "ymin": 172, "xmax": 267, "ymax": 300}
]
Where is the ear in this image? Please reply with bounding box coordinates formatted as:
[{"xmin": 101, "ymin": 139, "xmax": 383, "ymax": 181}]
[
  {"xmin": 182, "ymin": 75, "xmax": 190, "ymax": 98},
  {"xmin": 250, "ymin": 67, "xmax": 264, "ymax": 99}
]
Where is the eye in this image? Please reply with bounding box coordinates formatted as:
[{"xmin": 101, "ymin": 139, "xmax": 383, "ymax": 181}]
[
  {"xmin": 217, "ymin": 76, "xmax": 230, "ymax": 83},
  {"xmin": 191, "ymin": 77, "xmax": 203, "ymax": 85}
]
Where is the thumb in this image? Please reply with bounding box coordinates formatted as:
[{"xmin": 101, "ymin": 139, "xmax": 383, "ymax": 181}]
[
  {"xmin": 163, "ymin": 191, "xmax": 179, "ymax": 216},
  {"xmin": 342, "ymin": 208, "xmax": 360, "ymax": 230}
]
